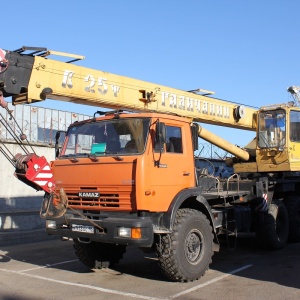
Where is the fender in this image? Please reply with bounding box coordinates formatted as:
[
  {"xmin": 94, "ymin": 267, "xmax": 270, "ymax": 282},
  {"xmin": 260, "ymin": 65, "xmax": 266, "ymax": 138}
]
[{"xmin": 161, "ymin": 187, "xmax": 215, "ymax": 232}]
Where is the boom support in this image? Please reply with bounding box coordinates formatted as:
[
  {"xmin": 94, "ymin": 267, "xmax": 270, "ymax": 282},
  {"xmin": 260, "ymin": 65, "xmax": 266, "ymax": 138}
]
[{"xmin": 198, "ymin": 125, "xmax": 250, "ymax": 160}]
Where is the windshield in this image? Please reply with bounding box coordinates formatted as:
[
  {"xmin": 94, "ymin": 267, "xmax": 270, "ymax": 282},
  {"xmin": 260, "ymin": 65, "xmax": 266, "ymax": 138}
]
[
  {"xmin": 258, "ymin": 109, "xmax": 286, "ymax": 148},
  {"xmin": 61, "ymin": 117, "xmax": 150, "ymax": 157}
]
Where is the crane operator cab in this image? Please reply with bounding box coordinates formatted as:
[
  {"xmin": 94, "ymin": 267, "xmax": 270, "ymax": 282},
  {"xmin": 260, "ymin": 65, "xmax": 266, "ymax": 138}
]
[
  {"xmin": 258, "ymin": 106, "xmax": 300, "ymax": 149},
  {"xmin": 255, "ymin": 105, "xmax": 300, "ymax": 172}
]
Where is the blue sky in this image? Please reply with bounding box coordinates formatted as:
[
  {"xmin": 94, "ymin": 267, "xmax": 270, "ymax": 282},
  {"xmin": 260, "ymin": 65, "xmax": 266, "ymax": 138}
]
[{"xmin": 2, "ymin": 0, "xmax": 300, "ymax": 146}]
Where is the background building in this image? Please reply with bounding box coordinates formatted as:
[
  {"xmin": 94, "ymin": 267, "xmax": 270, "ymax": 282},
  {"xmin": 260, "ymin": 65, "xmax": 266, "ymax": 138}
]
[{"xmin": 0, "ymin": 103, "xmax": 90, "ymax": 245}]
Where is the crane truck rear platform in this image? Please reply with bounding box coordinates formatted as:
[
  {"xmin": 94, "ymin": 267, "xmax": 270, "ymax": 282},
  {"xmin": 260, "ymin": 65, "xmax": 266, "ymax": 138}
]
[{"xmin": 0, "ymin": 46, "xmax": 300, "ymax": 282}]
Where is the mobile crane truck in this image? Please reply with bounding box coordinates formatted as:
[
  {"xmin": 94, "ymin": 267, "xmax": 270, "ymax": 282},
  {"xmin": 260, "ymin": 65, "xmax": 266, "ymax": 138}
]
[{"xmin": 0, "ymin": 46, "xmax": 300, "ymax": 282}]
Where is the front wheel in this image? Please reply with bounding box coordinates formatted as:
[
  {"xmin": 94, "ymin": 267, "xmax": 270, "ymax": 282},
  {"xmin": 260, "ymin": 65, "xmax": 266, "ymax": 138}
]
[{"xmin": 157, "ymin": 208, "xmax": 213, "ymax": 282}]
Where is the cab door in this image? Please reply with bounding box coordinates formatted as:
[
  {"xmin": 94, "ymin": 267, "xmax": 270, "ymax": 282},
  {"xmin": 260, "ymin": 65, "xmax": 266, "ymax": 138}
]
[
  {"xmin": 289, "ymin": 110, "xmax": 300, "ymax": 170},
  {"xmin": 136, "ymin": 120, "xmax": 195, "ymax": 212}
]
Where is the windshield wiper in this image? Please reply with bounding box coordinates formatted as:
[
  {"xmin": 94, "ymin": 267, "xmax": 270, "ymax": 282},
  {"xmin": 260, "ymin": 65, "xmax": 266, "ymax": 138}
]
[
  {"xmin": 59, "ymin": 154, "xmax": 79, "ymax": 162},
  {"xmin": 77, "ymin": 153, "xmax": 99, "ymax": 161},
  {"xmin": 60, "ymin": 153, "xmax": 99, "ymax": 162},
  {"xmin": 87, "ymin": 153, "xmax": 99, "ymax": 162},
  {"xmin": 61, "ymin": 152, "xmax": 123, "ymax": 162},
  {"xmin": 112, "ymin": 155, "xmax": 123, "ymax": 161}
]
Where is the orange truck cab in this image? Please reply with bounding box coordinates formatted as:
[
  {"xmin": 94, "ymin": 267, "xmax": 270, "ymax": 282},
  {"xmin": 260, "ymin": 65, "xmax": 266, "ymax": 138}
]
[
  {"xmin": 46, "ymin": 112, "xmax": 198, "ymax": 243},
  {"xmin": 44, "ymin": 110, "xmax": 240, "ymax": 281}
]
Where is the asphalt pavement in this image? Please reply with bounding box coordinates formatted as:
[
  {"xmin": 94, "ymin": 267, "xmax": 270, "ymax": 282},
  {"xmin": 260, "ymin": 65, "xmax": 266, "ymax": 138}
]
[{"xmin": 0, "ymin": 234, "xmax": 299, "ymax": 300}]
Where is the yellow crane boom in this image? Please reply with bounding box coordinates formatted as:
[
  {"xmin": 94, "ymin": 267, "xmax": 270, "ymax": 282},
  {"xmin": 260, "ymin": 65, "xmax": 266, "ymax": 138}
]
[
  {"xmin": 0, "ymin": 47, "xmax": 257, "ymax": 131},
  {"xmin": 0, "ymin": 46, "xmax": 259, "ymax": 161}
]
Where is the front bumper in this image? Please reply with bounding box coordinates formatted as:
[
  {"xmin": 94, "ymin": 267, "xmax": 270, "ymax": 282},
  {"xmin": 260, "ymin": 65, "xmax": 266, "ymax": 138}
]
[{"xmin": 45, "ymin": 213, "xmax": 154, "ymax": 247}]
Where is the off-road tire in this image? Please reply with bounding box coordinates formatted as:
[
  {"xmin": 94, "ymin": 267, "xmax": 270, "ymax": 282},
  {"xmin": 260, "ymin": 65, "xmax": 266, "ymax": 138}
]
[
  {"xmin": 284, "ymin": 195, "xmax": 300, "ymax": 242},
  {"xmin": 255, "ymin": 200, "xmax": 289, "ymax": 250},
  {"xmin": 73, "ymin": 240, "xmax": 126, "ymax": 269},
  {"xmin": 157, "ymin": 208, "xmax": 213, "ymax": 282}
]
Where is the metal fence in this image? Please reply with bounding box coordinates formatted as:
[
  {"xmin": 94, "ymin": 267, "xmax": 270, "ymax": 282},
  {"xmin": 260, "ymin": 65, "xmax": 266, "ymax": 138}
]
[
  {"xmin": 0, "ymin": 103, "xmax": 228, "ymax": 158},
  {"xmin": 197, "ymin": 143, "xmax": 230, "ymax": 159},
  {"xmin": 0, "ymin": 103, "xmax": 91, "ymax": 145}
]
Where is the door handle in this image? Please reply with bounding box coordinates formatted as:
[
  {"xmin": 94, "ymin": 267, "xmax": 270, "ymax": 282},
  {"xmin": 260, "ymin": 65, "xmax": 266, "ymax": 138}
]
[{"xmin": 183, "ymin": 172, "xmax": 190, "ymax": 176}]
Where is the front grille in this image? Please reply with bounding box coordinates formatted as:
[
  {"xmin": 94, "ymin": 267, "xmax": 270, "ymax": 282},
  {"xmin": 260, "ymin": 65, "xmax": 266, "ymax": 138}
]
[
  {"xmin": 64, "ymin": 187, "xmax": 135, "ymax": 211},
  {"xmin": 69, "ymin": 193, "xmax": 119, "ymax": 207}
]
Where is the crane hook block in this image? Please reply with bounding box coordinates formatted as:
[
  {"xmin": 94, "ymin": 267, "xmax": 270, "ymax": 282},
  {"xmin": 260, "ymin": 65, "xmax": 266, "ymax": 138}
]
[{"xmin": 14, "ymin": 153, "xmax": 55, "ymax": 193}]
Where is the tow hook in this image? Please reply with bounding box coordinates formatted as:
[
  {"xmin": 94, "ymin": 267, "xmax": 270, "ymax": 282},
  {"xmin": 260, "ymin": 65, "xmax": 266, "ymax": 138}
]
[{"xmin": 77, "ymin": 237, "xmax": 91, "ymax": 244}]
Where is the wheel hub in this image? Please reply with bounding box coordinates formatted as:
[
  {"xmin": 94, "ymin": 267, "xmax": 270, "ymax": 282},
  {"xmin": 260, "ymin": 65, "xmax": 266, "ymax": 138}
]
[{"xmin": 184, "ymin": 229, "xmax": 203, "ymax": 264}]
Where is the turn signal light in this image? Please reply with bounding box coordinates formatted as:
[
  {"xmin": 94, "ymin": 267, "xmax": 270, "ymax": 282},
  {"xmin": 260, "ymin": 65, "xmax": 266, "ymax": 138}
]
[{"xmin": 131, "ymin": 228, "xmax": 142, "ymax": 239}]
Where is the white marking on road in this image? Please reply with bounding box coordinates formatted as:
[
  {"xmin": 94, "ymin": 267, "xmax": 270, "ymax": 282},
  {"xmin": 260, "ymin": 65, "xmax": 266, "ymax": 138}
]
[
  {"xmin": 18, "ymin": 259, "xmax": 79, "ymax": 273},
  {"xmin": 0, "ymin": 263, "xmax": 252, "ymax": 300},
  {"xmin": 168, "ymin": 264, "xmax": 253, "ymax": 299},
  {"xmin": 0, "ymin": 268, "xmax": 164, "ymax": 300}
]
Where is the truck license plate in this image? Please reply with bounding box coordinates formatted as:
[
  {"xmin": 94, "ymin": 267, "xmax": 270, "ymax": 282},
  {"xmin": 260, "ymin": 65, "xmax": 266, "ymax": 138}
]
[{"xmin": 71, "ymin": 224, "xmax": 94, "ymax": 233}]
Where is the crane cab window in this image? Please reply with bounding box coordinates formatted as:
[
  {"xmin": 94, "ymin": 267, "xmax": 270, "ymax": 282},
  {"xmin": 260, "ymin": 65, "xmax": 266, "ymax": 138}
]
[
  {"xmin": 290, "ymin": 110, "xmax": 300, "ymax": 142},
  {"xmin": 166, "ymin": 126, "xmax": 183, "ymax": 153},
  {"xmin": 258, "ymin": 110, "xmax": 286, "ymax": 148}
]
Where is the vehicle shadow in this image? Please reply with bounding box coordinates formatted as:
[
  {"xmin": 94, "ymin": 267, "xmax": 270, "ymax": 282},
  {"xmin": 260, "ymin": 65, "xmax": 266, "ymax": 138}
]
[
  {"xmin": 0, "ymin": 253, "xmax": 11, "ymax": 263},
  {"xmin": 0, "ymin": 238, "xmax": 90, "ymax": 274},
  {"xmin": 114, "ymin": 233, "xmax": 300, "ymax": 289},
  {"xmin": 211, "ymin": 233, "xmax": 300, "ymax": 290},
  {"xmin": 0, "ymin": 235, "xmax": 299, "ymax": 290}
]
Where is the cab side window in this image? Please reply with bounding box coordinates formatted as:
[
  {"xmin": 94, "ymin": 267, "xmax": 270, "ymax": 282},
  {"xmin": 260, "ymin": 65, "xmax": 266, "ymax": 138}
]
[
  {"xmin": 290, "ymin": 110, "xmax": 300, "ymax": 142},
  {"xmin": 166, "ymin": 126, "xmax": 183, "ymax": 153}
]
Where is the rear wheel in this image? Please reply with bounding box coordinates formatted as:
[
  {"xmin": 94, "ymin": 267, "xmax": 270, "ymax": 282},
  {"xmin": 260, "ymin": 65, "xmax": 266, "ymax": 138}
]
[
  {"xmin": 284, "ymin": 195, "xmax": 300, "ymax": 242},
  {"xmin": 73, "ymin": 240, "xmax": 126, "ymax": 269},
  {"xmin": 157, "ymin": 208, "xmax": 213, "ymax": 282},
  {"xmin": 255, "ymin": 200, "xmax": 289, "ymax": 249}
]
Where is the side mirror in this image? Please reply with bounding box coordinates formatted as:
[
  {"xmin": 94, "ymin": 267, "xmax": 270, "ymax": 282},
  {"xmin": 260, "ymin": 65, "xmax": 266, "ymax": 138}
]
[
  {"xmin": 154, "ymin": 121, "xmax": 166, "ymax": 167},
  {"xmin": 191, "ymin": 123, "xmax": 199, "ymax": 151},
  {"xmin": 156, "ymin": 121, "xmax": 166, "ymax": 144},
  {"xmin": 55, "ymin": 131, "xmax": 66, "ymax": 158}
]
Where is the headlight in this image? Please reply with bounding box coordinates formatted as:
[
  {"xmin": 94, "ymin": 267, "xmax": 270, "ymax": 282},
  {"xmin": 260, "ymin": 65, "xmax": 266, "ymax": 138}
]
[{"xmin": 118, "ymin": 227, "xmax": 131, "ymax": 237}]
